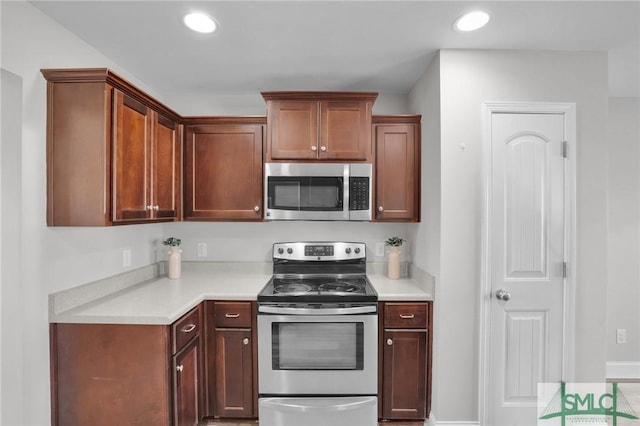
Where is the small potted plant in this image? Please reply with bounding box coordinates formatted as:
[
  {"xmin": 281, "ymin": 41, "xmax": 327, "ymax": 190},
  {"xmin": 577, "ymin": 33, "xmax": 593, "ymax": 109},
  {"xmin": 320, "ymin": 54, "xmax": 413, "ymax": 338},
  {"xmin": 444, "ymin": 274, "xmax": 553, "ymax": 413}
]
[
  {"xmin": 162, "ymin": 237, "xmax": 182, "ymax": 279},
  {"xmin": 385, "ymin": 237, "xmax": 405, "ymax": 279}
]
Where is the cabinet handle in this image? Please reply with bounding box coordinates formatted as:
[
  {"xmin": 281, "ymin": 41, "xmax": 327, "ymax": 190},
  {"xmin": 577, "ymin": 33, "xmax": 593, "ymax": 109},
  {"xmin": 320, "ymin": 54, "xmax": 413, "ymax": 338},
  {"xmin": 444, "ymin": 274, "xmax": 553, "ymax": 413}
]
[
  {"xmin": 243, "ymin": 337, "xmax": 250, "ymax": 345},
  {"xmin": 147, "ymin": 205, "xmax": 154, "ymax": 210},
  {"xmin": 320, "ymin": 146, "xmax": 327, "ymax": 152},
  {"xmin": 254, "ymin": 206, "xmax": 260, "ymax": 212},
  {"xmin": 400, "ymin": 314, "xmax": 415, "ymax": 319},
  {"xmin": 386, "ymin": 338, "xmax": 393, "ymax": 346},
  {"xmin": 176, "ymin": 364, "xmax": 184, "ymax": 372},
  {"xmin": 378, "ymin": 206, "xmax": 384, "ymax": 212},
  {"xmin": 181, "ymin": 324, "xmax": 196, "ymax": 333},
  {"xmin": 153, "ymin": 205, "xmax": 159, "ymax": 211},
  {"xmin": 225, "ymin": 313, "xmax": 240, "ymax": 318},
  {"xmin": 311, "ymin": 145, "xmax": 318, "ymax": 152}
]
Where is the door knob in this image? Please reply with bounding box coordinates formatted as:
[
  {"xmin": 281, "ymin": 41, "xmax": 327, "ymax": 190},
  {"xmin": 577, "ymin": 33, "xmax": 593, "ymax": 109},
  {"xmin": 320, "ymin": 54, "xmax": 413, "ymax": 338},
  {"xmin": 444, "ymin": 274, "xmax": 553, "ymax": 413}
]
[{"xmin": 495, "ymin": 289, "xmax": 511, "ymax": 302}]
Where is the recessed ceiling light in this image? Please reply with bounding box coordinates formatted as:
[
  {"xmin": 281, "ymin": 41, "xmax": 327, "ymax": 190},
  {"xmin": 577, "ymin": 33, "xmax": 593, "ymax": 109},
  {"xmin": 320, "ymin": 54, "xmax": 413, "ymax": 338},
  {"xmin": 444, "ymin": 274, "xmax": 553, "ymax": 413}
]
[
  {"xmin": 184, "ymin": 12, "xmax": 217, "ymax": 34},
  {"xmin": 454, "ymin": 11, "xmax": 491, "ymax": 32}
]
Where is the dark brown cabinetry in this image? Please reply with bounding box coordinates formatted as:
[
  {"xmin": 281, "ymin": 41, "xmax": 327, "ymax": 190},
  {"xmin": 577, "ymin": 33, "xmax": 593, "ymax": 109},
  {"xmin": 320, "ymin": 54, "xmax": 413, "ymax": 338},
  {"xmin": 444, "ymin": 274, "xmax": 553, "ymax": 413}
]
[
  {"xmin": 50, "ymin": 305, "xmax": 203, "ymax": 426},
  {"xmin": 373, "ymin": 115, "xmax": 421, "ymax": 222},
  {"xmin": 262, "ymin": 92, "xmax": 377, "ymax": 162},
  {"xmin": 204, "ymin": 301, "xmax": 257, "ymax": 419},
  {"xmin": 42, "ymin": 68, "xmax": 181, "ymax": 226},
  {"xmin": 172, "ymin": 305, "xmax": 204, "ymax": 426},
  {"xmin": 183, "ymin": 118, "xmax": 265, "ymax": 221},
  {"xmin": 379, "ymin": 301, "xmax": 432, "ymax": 420}
]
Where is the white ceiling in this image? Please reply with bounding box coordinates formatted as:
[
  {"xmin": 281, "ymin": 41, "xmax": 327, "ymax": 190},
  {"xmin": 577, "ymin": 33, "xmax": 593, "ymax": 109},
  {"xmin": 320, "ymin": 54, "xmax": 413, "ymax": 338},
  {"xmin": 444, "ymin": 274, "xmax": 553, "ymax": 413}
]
[{"xmin": 30, "ymin": 1, "xmax": 640, "ymax": 98}]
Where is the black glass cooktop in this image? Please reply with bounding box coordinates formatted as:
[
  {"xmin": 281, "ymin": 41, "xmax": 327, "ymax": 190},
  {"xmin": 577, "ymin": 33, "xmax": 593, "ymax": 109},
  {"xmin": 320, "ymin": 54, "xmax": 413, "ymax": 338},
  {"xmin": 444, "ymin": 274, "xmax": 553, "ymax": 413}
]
[{"xmin": 258, "ymin": 274, "xmax": 377, "ymax": 304}]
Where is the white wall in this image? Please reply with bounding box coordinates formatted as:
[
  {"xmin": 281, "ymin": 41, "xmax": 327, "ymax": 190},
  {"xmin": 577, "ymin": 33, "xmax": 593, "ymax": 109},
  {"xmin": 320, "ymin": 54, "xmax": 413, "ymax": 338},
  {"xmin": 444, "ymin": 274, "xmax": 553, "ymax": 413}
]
[
  {"xmin": 606, "ymin": 98, "xmax": 640, "ymax": 367},
  {"xmin": 0, "ymin": 2, "xmax": 412, "ymax": 424},
  {"xmin": 407, "ymin": 49, "xmax": 609, "ymax": 422}
]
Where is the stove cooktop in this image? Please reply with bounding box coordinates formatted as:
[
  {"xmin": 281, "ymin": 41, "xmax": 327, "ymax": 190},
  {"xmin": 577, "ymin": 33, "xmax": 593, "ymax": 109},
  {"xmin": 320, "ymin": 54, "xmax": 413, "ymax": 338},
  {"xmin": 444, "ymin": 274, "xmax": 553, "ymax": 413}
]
[{"xmin": 258, "ymin": 274, "xmax": 377, "ymax": 304}]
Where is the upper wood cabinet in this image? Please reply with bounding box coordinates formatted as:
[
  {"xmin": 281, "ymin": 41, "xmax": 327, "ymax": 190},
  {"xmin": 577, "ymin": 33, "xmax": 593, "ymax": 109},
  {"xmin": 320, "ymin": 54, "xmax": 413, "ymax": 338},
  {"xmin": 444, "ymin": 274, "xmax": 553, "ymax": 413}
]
[
  {"xmin": 262, "ymin": 92, "xmax": 377, "ymax": 162},
  {"xmin": 373, "ymin": 115, "xmax": 421, "ymax": 222},
  {"xmin": 42, "ymin": 68, "xmax": 182, "ymax": 226},
  {"xmin": 183, "ymin": 118, "xmax": 265, "ymax": 221}
]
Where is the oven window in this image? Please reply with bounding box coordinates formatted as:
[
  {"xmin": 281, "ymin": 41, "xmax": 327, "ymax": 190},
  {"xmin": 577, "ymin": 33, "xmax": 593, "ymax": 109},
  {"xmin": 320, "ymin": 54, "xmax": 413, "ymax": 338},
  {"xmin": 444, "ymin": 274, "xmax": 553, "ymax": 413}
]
[
  {"xmin": 272, "ymin": 322, "xmax": 364, "ymax": 370},
  {"xmin": 268, "ymin": 177, "xmax": 343, "ymax": 211}
]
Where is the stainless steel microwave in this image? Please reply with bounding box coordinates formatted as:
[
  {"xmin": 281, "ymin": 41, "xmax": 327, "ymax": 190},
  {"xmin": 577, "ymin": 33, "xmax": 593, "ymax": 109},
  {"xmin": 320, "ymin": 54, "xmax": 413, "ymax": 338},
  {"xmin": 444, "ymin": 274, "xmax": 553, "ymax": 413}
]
[{"xmin": 264, "ymin": 163, "xmax": 372, "ymax": 221}]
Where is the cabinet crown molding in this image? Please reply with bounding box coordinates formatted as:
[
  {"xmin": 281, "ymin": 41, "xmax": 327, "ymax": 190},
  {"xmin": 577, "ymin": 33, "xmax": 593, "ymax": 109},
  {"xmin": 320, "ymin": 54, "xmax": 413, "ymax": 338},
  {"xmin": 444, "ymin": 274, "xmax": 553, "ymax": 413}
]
[
  {"xmin": 261, "ymin": 91, "xmax": 378, "ymax": 103},
  {"xmin": 41, "ymin": 67, "xmax": 181, "ymax": 121}
]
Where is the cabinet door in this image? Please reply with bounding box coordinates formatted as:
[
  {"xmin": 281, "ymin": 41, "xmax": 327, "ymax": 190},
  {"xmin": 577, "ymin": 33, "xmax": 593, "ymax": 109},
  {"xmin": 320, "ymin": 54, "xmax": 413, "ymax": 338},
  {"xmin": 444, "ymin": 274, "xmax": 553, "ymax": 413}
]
[
  {"xmin": 374, "ymin": 123, "xmax": 419, "ymax": 221},
  {"xmin": 113, "ymin": 90, "xmax": 152, "ymax": 222},
  {"xmin": 382, "ymin": 329, "xmax": 427, "ymax": 419},
  {"xmin": 173, "ymin": 336, "xmax": 201, "ymax": 426},
  {"xmin": 214, "ymin": 328, "xmax": 253, "ymax": 417},
  {"xmin": 152, "ymin": 114, "xmax": 180, "ymax": 219},
  {"xmin": 320, "ymin": 101, "xmax": 371, "ymax": 161},
  {"xmin": 267, "ymin": 100, "xmax": 318, "ymax": 160},
  {"xmin": 184, "ymin": 125, "xmax": 263, "ymax": 220}
]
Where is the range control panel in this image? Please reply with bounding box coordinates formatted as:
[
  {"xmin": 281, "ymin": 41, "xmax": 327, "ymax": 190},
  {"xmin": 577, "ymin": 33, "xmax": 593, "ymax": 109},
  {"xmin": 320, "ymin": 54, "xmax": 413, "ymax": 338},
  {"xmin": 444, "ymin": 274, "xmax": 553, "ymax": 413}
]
[{"xmin": 273, "ymin": 242, "xmax": 366, "ymax": 261}]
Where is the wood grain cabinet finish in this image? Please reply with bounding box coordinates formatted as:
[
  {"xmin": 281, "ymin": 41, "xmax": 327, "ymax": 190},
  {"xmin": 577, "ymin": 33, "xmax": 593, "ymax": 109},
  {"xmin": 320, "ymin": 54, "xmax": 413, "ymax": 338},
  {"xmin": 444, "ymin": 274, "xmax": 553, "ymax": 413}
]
[
  {"xmin": 378, "ymin": 301, "xmax": 432, "ymax": 421},
  {"xmin": 49, "ymin": 304, "xmax": 203, "ymax": 426},
  {"xmin": 42, "ymin": 68, "xmax": 181, "ymax": 226},
  {"xmin": 373, "ymin": 115, "xmax": 421, "ymax": 222},
  {"xmin": 262, "ymin": 92, "xmax": 377, "ymax": 162},
  {"xmin": 204, "ymin": 301, "xmax": 258, "ymax": 419},
  {"xmin": 183, "ymin": 119, "xmax": 265, "ymax": 221}
]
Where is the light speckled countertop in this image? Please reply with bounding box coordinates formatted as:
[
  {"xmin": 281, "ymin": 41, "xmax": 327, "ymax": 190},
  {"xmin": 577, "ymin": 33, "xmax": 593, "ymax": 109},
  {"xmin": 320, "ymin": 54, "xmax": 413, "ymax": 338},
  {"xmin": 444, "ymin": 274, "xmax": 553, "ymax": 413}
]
[{"xmin": 49, "ymin": 262, "xmax": 433, "ymax": 325}]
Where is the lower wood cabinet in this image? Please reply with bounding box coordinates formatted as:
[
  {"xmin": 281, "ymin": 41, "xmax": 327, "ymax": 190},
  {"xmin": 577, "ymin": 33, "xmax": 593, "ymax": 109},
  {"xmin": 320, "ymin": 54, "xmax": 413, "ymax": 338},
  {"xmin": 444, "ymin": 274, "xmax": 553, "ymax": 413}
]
[
  {"xmin": 50, "ymin": 305, "xmax": 203, "ymax": 426},
  {"xmin": 204, "ymin": 301, "xmax": 258, "ymax": 419},
  {"xmin": 378, "ymin": 301, "xmax": 432, "ymax": 420}
]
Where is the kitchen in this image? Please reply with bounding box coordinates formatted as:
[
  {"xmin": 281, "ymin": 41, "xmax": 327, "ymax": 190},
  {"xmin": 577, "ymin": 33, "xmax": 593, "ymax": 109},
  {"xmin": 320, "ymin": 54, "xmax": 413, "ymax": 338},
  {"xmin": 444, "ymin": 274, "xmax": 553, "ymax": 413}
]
[{"xmin": 1, "ymin": 1, "xmax": 639, "ymax": 426}]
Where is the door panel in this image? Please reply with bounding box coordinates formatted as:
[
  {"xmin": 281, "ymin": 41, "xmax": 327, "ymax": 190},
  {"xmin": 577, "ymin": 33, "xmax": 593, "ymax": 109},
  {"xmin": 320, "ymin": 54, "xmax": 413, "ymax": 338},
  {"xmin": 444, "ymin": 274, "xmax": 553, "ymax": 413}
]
[{"xmin": 488, "ymin": 112, "xmax": 565, "ymax": 425}]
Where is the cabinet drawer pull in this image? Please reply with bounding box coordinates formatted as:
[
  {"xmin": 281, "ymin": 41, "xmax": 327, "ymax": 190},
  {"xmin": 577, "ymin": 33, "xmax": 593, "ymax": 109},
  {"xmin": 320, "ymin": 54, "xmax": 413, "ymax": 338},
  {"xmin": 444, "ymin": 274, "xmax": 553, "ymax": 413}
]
[
  {"xmin": 180, "ymin": 324, "xmax": 196, "ymax": 333},
  {"xmin": 399, "ymin": 314, "xmax": 415, "ymax": 319},
  {"xmin": 176, "ymin": 364, "xmax": 184, "ymax": 372},
  {"xmin": 243, "ymin": 337, "xmax": 250, "ymax": 345},
  {"xmin": 378, "ymin": 206, "xmax": 384, "ymax": 212},
  {"xmin": 225, "ymin": 313, "xmax": 240, "ymax": 318},
  {"xmin": 254, "ymin": 205, "xmax": 260, "ymax": 212},
  {"xmin": 387, "ymin": 338, "xmax": 393, "ymax": 346}
]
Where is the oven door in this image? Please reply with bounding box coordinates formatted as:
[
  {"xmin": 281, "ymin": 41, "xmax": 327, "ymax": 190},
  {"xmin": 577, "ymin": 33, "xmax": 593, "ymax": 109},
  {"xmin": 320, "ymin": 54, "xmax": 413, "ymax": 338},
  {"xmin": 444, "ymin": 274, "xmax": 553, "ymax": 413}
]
[{"xmin": 257, "ymin": 308, "xmax": 377, "ymax": 395}]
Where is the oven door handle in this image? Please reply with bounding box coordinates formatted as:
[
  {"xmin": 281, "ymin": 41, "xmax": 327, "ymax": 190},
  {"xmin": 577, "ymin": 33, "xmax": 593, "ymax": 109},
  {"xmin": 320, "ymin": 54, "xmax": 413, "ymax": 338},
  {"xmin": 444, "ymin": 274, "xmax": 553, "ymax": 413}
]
[{"xmin": 257, "ymin": 305, "xmax": 377, "ymax": 315}]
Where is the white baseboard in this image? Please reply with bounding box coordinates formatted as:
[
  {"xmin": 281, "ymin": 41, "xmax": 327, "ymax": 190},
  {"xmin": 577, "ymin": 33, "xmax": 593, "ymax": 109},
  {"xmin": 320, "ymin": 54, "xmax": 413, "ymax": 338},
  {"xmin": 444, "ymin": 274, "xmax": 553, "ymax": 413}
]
[
  {"xmin": 606, "ymin": 361, "xmax": 640, "ymax": 379},
  {"xmin": 426, "ymin": 413, "xmax": 480, "ymax": 426}
]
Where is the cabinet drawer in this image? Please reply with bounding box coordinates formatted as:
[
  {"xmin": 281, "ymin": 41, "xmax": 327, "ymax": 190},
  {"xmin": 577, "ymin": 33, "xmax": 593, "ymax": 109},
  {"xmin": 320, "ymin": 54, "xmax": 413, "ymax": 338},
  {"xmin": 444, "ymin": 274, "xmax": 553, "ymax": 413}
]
[
  {"xmin": 214, "ymin": 302, "xmax": 252, "ymax": 328},
  {"xmin": 384, "ymin": 303, "xmax": 428, "ymax": 328},
  {"xmin": 172, "ymin": 305, "xmax": 201, "ymax": 354}
]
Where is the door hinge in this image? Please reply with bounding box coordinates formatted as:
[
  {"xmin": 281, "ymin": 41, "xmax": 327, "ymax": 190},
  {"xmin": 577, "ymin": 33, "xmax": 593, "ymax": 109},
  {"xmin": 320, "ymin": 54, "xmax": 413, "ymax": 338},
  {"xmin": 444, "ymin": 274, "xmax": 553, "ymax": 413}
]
[
  {"xmin": 562, "ymin": 262, "xmax": 568, "ymax": 278},
  {"xmin": 562, "ymin": 141, "xmax": 568, "ymax": 158}
]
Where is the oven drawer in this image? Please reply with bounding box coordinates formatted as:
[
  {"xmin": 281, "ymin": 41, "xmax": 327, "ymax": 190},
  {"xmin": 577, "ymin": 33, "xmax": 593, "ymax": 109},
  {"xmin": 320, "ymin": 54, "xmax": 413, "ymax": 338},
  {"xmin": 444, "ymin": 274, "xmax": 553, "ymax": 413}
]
[
  {"xmin": 259, "ymin": 396, "xmax": 377, "ymax": 426},
  {"xmin": 384, "ymin": 302, "xmax": 428, "ymax": 328},
  {"xmin": 214, "ymin": 301, "xmax": 252, "ymax": 328},
  {"xmin": 172, "ymin": 305, "xmax": 201, "ymax": 354}
]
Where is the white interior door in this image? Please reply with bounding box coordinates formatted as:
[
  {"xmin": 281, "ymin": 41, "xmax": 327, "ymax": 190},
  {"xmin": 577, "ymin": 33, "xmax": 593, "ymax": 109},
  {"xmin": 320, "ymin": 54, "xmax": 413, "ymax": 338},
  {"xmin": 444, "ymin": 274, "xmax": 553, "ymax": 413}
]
[{"xmin": 487, "ymin": 112, "xmax": 566, "ymax": 426}]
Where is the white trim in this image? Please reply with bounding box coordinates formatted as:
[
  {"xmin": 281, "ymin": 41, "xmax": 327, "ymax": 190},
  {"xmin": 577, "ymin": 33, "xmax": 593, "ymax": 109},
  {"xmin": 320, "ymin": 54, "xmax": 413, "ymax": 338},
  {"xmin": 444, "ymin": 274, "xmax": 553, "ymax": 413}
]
[
  {"xmin": 427, "ymin": 413, "xmax": 480, "ymax": 426},
  {"xmin": 479, "ymin": 102, "xmax": 577, "ymax": 426},
  {"xmin": 606, "ymin": 362, "xmax": 640, "ymax": 379}
]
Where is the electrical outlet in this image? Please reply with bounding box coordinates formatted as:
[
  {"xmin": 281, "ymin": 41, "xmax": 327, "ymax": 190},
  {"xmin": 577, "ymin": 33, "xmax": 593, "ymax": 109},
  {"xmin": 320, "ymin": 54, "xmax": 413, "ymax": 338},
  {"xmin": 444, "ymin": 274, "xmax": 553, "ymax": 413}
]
[
  {"xmin": 122, "ymin": 249, "xmax": 131, "ymax": 267},
  {"xmin": 197, "ymin": 243, "xmax": 208, "ymax": 257},
  {"xmin": 616, "ymin": 328, "xmax": 626, "ymax": 344},
  {"xmin": 375, "ymin": 242, "xmax": 385, "ymax": 257}
]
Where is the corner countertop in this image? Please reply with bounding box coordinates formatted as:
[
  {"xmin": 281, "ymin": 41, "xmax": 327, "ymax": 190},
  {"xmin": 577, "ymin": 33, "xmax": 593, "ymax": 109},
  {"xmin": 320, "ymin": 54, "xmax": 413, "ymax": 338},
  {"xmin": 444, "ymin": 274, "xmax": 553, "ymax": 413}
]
[{"xmin": 49, "ymin": 262, "xmax": 433, "ymax": 325}]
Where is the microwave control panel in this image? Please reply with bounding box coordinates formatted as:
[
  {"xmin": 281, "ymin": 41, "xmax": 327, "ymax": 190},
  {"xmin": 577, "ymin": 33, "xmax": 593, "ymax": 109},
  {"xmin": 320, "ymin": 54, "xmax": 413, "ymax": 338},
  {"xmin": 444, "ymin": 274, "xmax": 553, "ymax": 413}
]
[{"xmin": 349, "ymin": 177, "xmax": 370, "ymax": 211}]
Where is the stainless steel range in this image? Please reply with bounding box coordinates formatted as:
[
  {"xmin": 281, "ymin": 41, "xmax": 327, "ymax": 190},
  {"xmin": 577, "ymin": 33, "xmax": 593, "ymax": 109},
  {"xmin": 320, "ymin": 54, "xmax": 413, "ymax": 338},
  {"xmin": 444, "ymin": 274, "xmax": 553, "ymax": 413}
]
[{"xmin": 257, "ymin": 242, "xmax": 378, "ymax": 426}]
